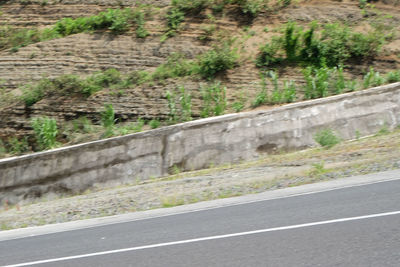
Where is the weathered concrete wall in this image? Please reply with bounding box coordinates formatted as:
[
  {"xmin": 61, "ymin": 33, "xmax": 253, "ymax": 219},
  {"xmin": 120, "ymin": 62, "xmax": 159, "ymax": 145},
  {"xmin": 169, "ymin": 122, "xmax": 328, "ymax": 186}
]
[{"xmin": 1, "ymin": 82, "xmax": 400, "ymax": 205}]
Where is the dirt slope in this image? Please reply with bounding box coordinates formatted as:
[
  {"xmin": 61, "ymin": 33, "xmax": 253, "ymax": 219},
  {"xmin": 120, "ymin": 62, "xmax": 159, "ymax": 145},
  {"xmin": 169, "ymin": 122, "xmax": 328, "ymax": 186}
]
[{"xmin": 0, "ymin": 0, "xmax": 399, "ymax": 153}]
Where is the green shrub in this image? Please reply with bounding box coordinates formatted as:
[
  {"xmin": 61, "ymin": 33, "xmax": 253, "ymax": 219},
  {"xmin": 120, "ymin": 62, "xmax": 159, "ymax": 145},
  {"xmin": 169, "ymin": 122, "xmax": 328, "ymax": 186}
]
[
  {"xmin": 31, "ymin": 117, "xmax": 59, "ymax": 150},
  {"xmin": 256, "ymin": 21, "xmax": 386, "ymax": 68},
  {"xmin": 234, "ymin": 0, "xmax": 266, "ymax": 17},
  {"xmin": 196, "ymin": 45, "xmax": 238, "ymax": 79},
  {"xmin": 20, "ymin": 78, "xmax": 53, "ymax": 106},
  {"xmin": 149, "ymin": 119, "xmax": 161, "ymax": 129},
  {"xmin": 386, "ymin": 70, "xmax": 400, "ymax": 83},
  {"xmin": 314, "ymin": 128, "xmax": 340, "ymax": 148},
  {"xmin": 201, "ymin": 81, "xmax": 227, "ymax": 117}
]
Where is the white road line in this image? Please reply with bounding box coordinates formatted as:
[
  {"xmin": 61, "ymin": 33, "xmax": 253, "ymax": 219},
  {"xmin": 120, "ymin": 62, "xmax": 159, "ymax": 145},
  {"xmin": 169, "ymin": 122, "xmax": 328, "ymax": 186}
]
[{"xmin": 4, "ymin": 210, "xmax": 400, "ymax": 267}]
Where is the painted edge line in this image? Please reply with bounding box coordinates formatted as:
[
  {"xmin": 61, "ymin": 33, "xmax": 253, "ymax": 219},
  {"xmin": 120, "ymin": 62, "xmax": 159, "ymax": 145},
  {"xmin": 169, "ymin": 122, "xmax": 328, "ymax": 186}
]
[{"xmin": 4, "ymin": 210, "xmax": 400, "ymax": 267}]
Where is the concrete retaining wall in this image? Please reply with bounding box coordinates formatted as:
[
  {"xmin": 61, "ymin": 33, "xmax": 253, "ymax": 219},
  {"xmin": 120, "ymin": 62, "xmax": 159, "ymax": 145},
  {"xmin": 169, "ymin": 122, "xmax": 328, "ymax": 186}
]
[{"xmin": 1, "ymin": 82, "xmax": 400, "ymax": 205}]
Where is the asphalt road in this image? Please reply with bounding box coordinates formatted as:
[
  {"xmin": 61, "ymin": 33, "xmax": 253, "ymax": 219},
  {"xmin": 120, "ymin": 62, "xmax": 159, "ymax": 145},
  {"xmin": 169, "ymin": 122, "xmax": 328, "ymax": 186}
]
[{"xmin": 1, "ymin": 171, "xmax": 400, "ymax": 266}]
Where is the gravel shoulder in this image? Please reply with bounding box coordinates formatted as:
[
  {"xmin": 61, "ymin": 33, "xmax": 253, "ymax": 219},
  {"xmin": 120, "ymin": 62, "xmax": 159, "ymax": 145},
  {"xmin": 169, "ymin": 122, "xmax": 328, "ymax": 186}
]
[{"xmin": 1, "ymin": 130, "xmax": 400, "ymax": 230}]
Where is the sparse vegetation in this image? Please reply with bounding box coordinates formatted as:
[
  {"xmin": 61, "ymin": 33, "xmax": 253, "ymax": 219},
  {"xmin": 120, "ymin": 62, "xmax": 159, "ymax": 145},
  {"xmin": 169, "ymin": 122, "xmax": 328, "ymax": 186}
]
[
  {"xmin": 0, "ymin": 7, "xmax": 150, "ymax": 52},
  {"xmin": 256, "ymin": 21, "xmax": 387, "ymax": 68},
  {"xmin": 314, "ymin": 128, "xmax": 341, "ymax": 148},
  {"xmin": 201, "ymin": 81, "xmax": 227, "ymax": 117}
]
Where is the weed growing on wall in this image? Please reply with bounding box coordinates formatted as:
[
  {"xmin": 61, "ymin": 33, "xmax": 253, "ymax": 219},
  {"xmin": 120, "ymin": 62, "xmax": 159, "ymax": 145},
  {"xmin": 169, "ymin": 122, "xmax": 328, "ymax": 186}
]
[{"xmin": 31, "ymin": 117, "xmax": 59, "ymax": 150}]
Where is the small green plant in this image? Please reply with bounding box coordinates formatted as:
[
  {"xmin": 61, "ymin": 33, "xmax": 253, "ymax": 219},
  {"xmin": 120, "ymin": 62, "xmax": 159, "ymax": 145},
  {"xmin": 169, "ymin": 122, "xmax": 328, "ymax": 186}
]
[
  {"xmin": 363, "ymin": 67, "xmax": 385, "ymax": 89},
  {"xmin": 314, "ymin": 128, "xmax": 341, "ymax": 148},
  {"xmin": 333, "ymin": 65, "xmax": 346, "ymax": 95},
  {"xmin": 7, "ymin": 137, "xmax": 29, "ymax": 155},
  {"xmin": 178, "ymin": 86, "xmax": 192, "ymax": 122},
  {"xmin": 31, "ymin": 116, "xmax": 59, "ymax": 150},
  {"xmin": 308, "ymin": 161, "xmax": 328, "ymax": 177},
  {"xmin": 282, "ymin": 80, "xmax": 296, "ymax": 103},
  {"xmin": 303, "ymin": 65, "xmax": 331, "ymax": 99},
  {"xmin": 149, "ymin": 119, "xmax": 161, "ymax": 129},
  {"xmin": 232, "ymin": 91, "xmax": 247, "ymax": 112},
  {"xmin": 355, "ymin": 130, "xmax": 361, "ymax": 140},
  {"xmin": 0, "ymin": 139, "xmax": 6, "ymax": 156},
  {"xmin": 166, "ymin": 90, "xmax": 178, "ymax": 122},
  {"xmin": 201, "ymin": 81, "xmax": 227, "ymax": 117},
  {"xmin": 101, "ymin": 104, "xmax": 116, "ymax": 137},
  {"xmin": 252, "ymin": 72, "xmax": 268, "ymax": 107},
  {"xmin": 376, "ymin": 123, "xmax": 390, "ymax": 136},
  {"xmin": 386, "ymin": 70, "xmax": 400, "ymax": 83}
]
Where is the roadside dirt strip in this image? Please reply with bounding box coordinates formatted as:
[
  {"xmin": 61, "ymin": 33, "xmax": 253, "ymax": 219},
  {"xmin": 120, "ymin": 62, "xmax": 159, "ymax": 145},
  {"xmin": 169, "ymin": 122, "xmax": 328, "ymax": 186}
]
[{"xmin": 1, "ymin": 130, "xmax": 400, "ymax": 230}]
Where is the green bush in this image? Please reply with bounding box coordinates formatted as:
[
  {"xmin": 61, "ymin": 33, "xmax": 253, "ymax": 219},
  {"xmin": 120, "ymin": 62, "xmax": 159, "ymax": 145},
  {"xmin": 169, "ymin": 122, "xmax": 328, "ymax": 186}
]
[
  {"xmin": 31, "ymin": 117, "xmax": 59, "ymax": 150},
  {"xmin": 196, "ymin": 45, "xmax": 238, "ymax": 79},
  {"xmin": 314, "ymin": 128, "xmax": 340, "ymax": 148},
  {"xmin": 149, "ymin": 119, "xmax": 161, "ymax": 129},
  {"xmin": 386, "ymin": 70, "xmax": 400, "ymax": 83}
]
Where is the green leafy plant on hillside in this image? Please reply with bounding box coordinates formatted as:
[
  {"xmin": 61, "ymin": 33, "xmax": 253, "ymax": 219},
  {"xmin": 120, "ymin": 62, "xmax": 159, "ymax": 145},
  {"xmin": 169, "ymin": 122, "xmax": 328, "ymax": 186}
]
[
  {"xmin": 31, "ymin": 116, "xmax": 59, "ymax": 150},
  {"xmin": 165, "ymin": 86, "xmax": 192, "ymax": 123},
  {"xmin": 201, "ymin": 81, "xmax": 227, "ymax": 117},
  {"xmin": 256, "ymin": 21, "xmax": 387, "ymax": 68},
  {"xmin": 195, "ymin": 44, "xmax": 238, "ymax": 79}
]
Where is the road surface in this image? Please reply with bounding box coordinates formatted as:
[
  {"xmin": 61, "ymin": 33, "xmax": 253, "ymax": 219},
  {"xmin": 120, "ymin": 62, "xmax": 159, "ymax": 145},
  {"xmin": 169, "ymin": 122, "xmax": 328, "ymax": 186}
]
[{"xmin": 1, "ymin": 170, "xmax": 400, "ymax": 266}]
